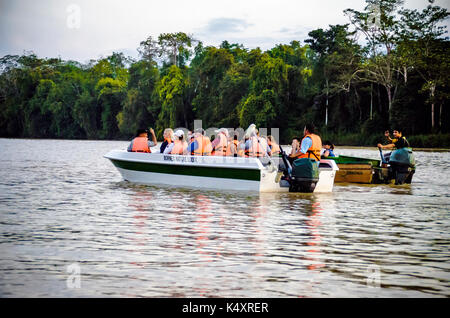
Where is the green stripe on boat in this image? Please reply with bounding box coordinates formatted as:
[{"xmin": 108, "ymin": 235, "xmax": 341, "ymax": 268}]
[{"xmin": 110, "ymin": 159, "xmax": 261, "ymax": 181}]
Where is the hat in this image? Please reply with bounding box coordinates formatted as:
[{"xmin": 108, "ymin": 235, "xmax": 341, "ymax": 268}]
[
  {"xmin": 194, "ymin": 128, "xmax": 205, "ymax": 135},
  {"xmin": 244, "ymin": 124, "xmax": 257, "ymax": 138},
  {"xmin": 215, "ymin": 128, "xmax": 229, "ymax": 137},
  {"xmin": 174, "ymin": 129, "xmax": 184, "ymax": 138}
]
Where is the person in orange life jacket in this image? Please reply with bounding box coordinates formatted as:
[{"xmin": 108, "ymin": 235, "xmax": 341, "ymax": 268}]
[
  {"xmin": 377, "ymin": 129, "xmax": 409, "ymax": 162},
  {"xmin": 230, "ymin": 134, "xmax": 239, "ymax": 157},
  {"xmin": 187, "ymin": 128, "xmax": 213, "ymax": 155},
  {"xmin": 236, "ymin": 136, "xmax": 246, "ymax": 157},
  {"xmin": 321, "ymin": 140, "xmax": 336, "ymax": 158},
  {"xmin": 160, "ymin": 128, "xmax": 174, "ymax": 153},
  {"xmin": 267, "ymin": 135, "xmax": 281, "ymax": 157},
  {"xmin": 289, "ymin": 123, "xmax": 322, "ymax": 162},
  {"xmin": 211, "ymin": 128, "xmax": 230, "ymax": 156},
  {"xmin": 166, "ymin": 129, "xmax": 187, "ymax": 155},
  {"xmin": 127, "ymin": 128, "xmax": 157, "ymax": 153},
  {"xmin": 244, "ymin": 124, "xmax": 270, "ymax": 157}
]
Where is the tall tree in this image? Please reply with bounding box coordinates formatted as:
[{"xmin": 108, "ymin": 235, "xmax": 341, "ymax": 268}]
[
  {"xmin": 306, "ymin": 24, "xmax": 363, "ymax": 126},
  {"xmin": 158, "ymin": 32, "xmax": 196, "ymax": 67},
  {"xmin": 345, "ymin": 0, "xmax": 404, "ymax": 115},
  {"xmin": 155, "ymin": 65, "xmax": 187, "ymax": 134},
  {"xmin": 398, "ymin": 4, "xmax": 449, "ymax": 131},
  {"xmin": 190, "ymin": 46, "xmax": 235, "ymax": 128}
]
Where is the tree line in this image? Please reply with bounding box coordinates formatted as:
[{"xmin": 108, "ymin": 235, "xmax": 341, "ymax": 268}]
[{"xmin": 0, "ymin": 0, "xmax": 449, "ymax": 146}]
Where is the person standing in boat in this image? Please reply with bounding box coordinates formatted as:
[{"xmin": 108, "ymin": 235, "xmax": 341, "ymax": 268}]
[
  {"xmin": 127, "ymin": 128, "xmax": 157, "ymax": 153},
  {"xmin": 289, "ymin": 124, "xmax": 322, "ymax": 162},
  {"xmin": 377, "ymin": 129, "xmax": 410, "ymax": 162},
  {"xmin": 321, "ymin": 140, "xmax": 336, "ymax": 158},
  {"xmin": 159, "ymin": 128, "xmax": 174, "ymax": 153}
]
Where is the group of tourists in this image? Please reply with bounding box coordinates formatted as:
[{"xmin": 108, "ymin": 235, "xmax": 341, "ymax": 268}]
[
  {"xmin": 127, "ymin": 124, "xmax": 282, "ymax": 158},
  {"xmin": 127, "ymin": 123, "xmax": 409, "ymax": 163}
]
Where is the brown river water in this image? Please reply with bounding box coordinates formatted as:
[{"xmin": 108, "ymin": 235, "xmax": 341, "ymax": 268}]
[{"xmin": 0, "ymin": 138, "xmax": 449, "ymax": 297}]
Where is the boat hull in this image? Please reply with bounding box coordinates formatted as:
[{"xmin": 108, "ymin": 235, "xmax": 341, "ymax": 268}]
[
  {"xmin": 330, "ymin": 154, "xmax": 415, "ymax": 184},
  {"xmin": 105, "ymin": 150, "xmax": 339, "ymax": 193},
  {"xmin": 334, "ymin": 163, "xmax": 374, "ymax": 183}
]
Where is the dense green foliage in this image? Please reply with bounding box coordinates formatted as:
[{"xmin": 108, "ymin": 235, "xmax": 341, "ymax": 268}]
[{"xmin": 1, "ymin": 1, "xmax": 449, "ymax": 146}]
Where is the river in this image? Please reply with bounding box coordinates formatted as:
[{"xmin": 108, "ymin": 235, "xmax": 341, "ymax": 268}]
[{"xmin": 0, "ymin": 138, "xmax": 449, "ymax": 297}]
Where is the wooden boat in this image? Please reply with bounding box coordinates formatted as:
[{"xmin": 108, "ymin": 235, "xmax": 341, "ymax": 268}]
[
  {"xmin": 331, "ymin": 155, "xmax": 380, "ymax": 183},
  {"xmin": 329, "ymin": 148, "xmax": 415, "ymax": 185},
  {"xmin": 104, "ymin": 150, "xmax": 339, "ymax": 193}
]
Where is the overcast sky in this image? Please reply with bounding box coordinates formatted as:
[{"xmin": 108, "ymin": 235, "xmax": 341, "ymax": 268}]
[{"xmin": 1, "ymin": 0, "xmax": 449, "ymax": 63}]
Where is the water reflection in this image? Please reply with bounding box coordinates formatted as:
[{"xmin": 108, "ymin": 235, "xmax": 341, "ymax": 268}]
[
  {"xmin": 129, "ymin": 190, "xmax": 152, "ymax": 269},
  {"xmin": 2, "ymin": 138, "xmax": 448, "ymax": 297},
  {"xmin": 305, "ymin": 200, "xmax": 325, "ymax": 271}
]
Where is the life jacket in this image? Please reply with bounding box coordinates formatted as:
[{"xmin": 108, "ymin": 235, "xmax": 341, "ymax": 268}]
[
  {"xmin": 212, "ymin": 133, "xmax": 228, "ymax": 156},
  {"xmin": 297, "ymin": 134, "xmax": 322, "ymax": 161},
  {"xmin": 269, "ymin": 143, "xmax": 281, "ymax": 157},
  {"xmin": 131, "ymin": 136, "xmax": 151, "ymax": 153},
  {"xmin": 171, "ymin": 139, "xmax": 187, "ymax": 155},
  {"xmin": 393, "ymin": 136, "xmax": 409, "ymax": 149},
  {"xmin": 237, "ymin": 141, "xmax": 245, "ymax": 157},
  {"xmin": 193, "ymin": 135, "xmax": 212, "ymax": 156},
  {"xmin": 229, "ymin": 139, "xmax": 238, "ymax": 157},
  {"xmin": 245, "ymin": 136, "xmax": 267, "ymax": 157}
]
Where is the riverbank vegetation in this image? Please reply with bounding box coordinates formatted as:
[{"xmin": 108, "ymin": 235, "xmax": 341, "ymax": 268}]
[{"xmin": 1, "ymin": 0, "xmax": 449, "ymax": 146}]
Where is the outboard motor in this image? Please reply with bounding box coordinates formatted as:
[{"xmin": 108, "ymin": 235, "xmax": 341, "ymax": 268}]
[
  {"xmin": 388, "ymin": 147, "xmax": 415, "ymax": 185},
  {"xmin": 289, "ymin": 158, "xmax": 320, "ymax": 192},
  {"xmin": 278, "ymin": 146, "xmax": 319, "ymax": 193},
  {"xmin": 278, "ymin": 146, "xmax": 319, "ymax": 192}
]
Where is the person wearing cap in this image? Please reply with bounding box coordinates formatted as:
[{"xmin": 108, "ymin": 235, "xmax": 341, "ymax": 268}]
[
  {"xmin": 211, "ymin": 128, "xmax": 230, "ymax": 156},
  {"xmin": 160, "ymin": 128, "xmax": 174, "ymax": 153},
  {"xmin": 169, "ymin": 130, "xmax": 188, "ymax": 155},
  {"xmin": 187, "ymin": 128, "xmax": 212, "ymax": 156},
  {"xmin": 127, "ymin": 128, "xmax": 157, "ymax": 153}
]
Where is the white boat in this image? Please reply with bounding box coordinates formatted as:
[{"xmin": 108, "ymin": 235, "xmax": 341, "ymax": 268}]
[{"xmin": 104, "ymin": 150, "xmax": 339, "ymax": 193}]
